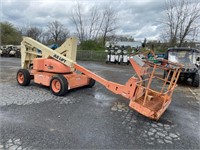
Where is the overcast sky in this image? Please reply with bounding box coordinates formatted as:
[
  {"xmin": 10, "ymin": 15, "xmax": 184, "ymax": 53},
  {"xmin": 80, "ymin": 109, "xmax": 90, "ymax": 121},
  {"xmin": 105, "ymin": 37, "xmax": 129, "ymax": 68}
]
[{"xmin": 1, "ymin": 0, "xmax": 167, "ymax": 41}]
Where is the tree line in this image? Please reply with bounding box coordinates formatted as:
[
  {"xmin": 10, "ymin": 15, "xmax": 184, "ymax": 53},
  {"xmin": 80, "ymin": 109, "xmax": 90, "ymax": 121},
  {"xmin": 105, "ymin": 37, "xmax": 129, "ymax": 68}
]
[
  {"xmin": 0, "ymin": 0, "xmax": 199, "ymax": 51},
  {"xmin": 0, "ymin": 21, "xmax": 71, "ymax": 46}
]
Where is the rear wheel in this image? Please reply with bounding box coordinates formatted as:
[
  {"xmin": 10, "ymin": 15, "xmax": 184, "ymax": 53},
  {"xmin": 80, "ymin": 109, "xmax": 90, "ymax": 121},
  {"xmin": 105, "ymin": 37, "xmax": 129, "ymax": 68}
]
[
  {"xmin": 192, "ymin": 73, "xmax": 199, "ymax": 87},
  {"xmin": 16, "ymin": 69, "xmax": 31, "ymax": 86},
  {"xmin": 87, "ymin": 78, "xmax": 95, "ymax": 88},
  {"xmin": 50, "ymin": 75, "xmax": 68, "ymax": 96}
]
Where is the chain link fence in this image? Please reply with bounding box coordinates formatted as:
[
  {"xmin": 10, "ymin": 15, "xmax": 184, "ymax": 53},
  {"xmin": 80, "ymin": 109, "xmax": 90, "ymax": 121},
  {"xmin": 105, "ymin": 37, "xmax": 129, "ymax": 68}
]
[{"xmin": 77, "ymin": 50, "xmax": 106, "ymax": 61}]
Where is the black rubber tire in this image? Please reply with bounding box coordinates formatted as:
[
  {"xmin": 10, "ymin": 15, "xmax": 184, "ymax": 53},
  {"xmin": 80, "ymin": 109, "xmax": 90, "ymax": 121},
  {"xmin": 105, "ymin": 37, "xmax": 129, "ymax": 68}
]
[
  {"xmin": 50, "ymin": 75, "xmax": 68, "ymax": 96},
  {"xmin": 87, "ymin": 78, "xmax": 96, "ymax": 88},
  {"xmin": 16, "ymin": 69, "xmax": 31, "ymax": 86},
  {"xmin": 192, "ymin": 73, "xmax": 199, "ymax": 87}
]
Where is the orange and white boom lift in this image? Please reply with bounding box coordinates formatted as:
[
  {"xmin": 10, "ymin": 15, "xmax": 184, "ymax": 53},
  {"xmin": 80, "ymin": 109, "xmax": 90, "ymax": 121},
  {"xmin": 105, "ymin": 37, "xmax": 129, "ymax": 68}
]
[{"xmin": 17, "ymin": 37, "xmax": 182, "ymax": 120}]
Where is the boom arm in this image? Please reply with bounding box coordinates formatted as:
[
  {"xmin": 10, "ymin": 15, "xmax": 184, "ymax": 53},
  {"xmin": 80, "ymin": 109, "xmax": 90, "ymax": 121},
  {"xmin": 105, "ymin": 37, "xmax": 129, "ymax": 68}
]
[{"xmin": 74, "ymin": 63, "xmax": 138, "ymax": 99}]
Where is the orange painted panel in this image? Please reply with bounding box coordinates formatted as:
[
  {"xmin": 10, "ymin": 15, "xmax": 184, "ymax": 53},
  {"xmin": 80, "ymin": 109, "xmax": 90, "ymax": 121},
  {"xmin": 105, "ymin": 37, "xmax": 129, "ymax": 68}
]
[
  {"xmin": 33, "ymin": 58, "xmax": 45, "ymax": 70},
  {"xmin": 33, "ymin": 58, "xmax": 71, "ymax": 73},
  {"xmin": 34, "ymin": 72, "xmax": 54, "ymax": 86},
  {"xmin": 129, "ymin": 101, "xmax": 155, "ymax": 119},
  {"xmin": 43, "ymin": 59, "xmax": 71, "ymax": 73},
  {"xmin": 33, "ymin": 71, "xmax": 89, "ymax": 89},
  {"xmin": 64, "ymin": 73, "xmax": 89, "ymax": 89}
]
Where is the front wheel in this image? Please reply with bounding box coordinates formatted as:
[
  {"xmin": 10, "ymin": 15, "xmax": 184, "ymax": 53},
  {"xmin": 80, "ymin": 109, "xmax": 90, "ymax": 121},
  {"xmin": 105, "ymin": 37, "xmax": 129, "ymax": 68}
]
[
  {"xmin": 50, "ymin": 75, "xmax": 68, "ymax": 96},
  {"xmin": 16, "ymin": 69, "xmax": 31, "ymax": 86},
  {"xmin": 192, "ymin": 73, "xmax": 199, "ymax": 87}
]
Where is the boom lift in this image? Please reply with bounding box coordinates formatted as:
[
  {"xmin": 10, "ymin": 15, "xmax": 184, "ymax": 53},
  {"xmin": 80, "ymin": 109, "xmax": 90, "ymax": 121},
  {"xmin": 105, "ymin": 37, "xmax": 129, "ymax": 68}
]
[{"xmin": 17, "ymin": 37, "xmax": 182, "ymax": 120}]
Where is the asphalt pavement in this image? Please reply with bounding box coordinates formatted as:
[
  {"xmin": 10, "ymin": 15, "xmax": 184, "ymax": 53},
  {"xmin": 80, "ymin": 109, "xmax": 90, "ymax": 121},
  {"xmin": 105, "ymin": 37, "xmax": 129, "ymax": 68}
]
[{"xmin": 0, "ymin": 57, "xmax": 199, "ymax": 149}]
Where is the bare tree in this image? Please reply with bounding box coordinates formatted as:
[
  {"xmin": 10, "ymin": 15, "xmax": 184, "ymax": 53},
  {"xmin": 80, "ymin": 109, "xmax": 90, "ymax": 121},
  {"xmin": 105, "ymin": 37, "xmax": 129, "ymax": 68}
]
[
  {"xmin": 19, "ymin": 26, "xmax": 42, "ymax": 41},
  {"xmin": 163, "ymin": 0, "xmax": 200, "ymax": 47},
  {"xmin": 191, "ymin": 25, "xmax": 199, "ymax": 42},
  {"xmin": 101, "ymin": 7, "xmax": 118, "ymax": 45},
  {"xmin": 71, "ymin": 2, "xmax": 85, "ymax": 42},
  {"xmin": 71, "ymin": 3, "xmax": 103, "ymax": 41},
  {"xmin": 88, "ymin": 6, "xmax": 101, "ymax": 40},
  {"xmin": 47, "ymin": 20, "xmax": 70, "ymax": 44},
  {"xmin": 25, "ymin": 27, "xmax": 42, "ymax": 41},
  {"xmin": 41, "ymin": 32, "xmax": 51, "ymax": 45},
  {"xmin": 71, "ymin": 3, "xmax": 118, "ymax": 44}
]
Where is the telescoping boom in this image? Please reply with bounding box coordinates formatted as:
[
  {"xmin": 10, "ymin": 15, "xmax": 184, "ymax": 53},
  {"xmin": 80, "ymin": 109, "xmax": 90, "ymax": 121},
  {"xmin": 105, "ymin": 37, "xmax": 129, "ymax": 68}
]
[{"xmin": 17, "ymin": 37, "xmax": 182, "ymax": 120}]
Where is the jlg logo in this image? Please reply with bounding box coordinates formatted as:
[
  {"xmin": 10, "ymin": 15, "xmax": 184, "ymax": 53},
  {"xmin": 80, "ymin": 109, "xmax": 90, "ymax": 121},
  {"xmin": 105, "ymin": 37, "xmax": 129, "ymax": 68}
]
[{"xmin": 53, "ymin": 54, "xmax": 66, "ymax": 63}]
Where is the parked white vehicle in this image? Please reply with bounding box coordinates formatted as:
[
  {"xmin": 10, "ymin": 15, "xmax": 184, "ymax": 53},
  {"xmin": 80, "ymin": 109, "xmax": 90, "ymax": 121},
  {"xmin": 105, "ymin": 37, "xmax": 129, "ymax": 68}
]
[
  {"xmin": 105, "ymin": 46, "xmax": 118, "ymax": 64},
  {"xmin": 105, "ymin": 46, "xmax": 129, "ymax": 65},
  {"xmin": 0, "ymin": 45, "xmax": 21, "ymax": 57},
  {"xmin": 118, "ymin": 49, "xmax": 129, "ymax": 65}
]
